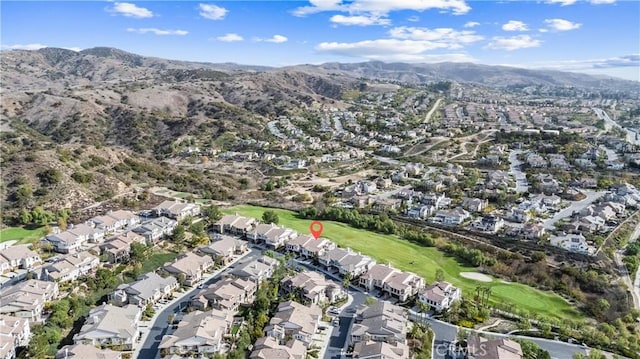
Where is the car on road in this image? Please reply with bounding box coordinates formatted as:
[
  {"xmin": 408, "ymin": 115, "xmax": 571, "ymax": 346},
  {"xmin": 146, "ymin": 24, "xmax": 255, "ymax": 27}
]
[{"xmin": 332, "ymin": 318, "xmax": 340, "ymax": 326}]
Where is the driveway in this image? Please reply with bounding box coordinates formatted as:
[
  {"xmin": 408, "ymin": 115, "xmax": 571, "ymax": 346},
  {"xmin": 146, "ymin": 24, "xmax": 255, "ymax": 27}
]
[
  {"xmin": 542, "ymin": 190, "xmax": 606, "ymax": 230},
  {"xmin": 508, "ymin": 150, "xmax": 529, "ymax": 194}
]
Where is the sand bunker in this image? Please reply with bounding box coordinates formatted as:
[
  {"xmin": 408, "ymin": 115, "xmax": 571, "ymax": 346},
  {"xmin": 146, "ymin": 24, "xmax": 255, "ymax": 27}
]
[{"xmin": 460, "ymin": 272, "xmax": 493, "ymax": 282}]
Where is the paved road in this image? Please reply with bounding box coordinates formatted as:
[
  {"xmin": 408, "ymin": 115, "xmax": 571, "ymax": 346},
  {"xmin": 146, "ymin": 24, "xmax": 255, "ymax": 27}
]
[
  {"xmin": 417, "ymin": 315, "xmax": 588, "ymax": 359},
  {"xmin": 323, "ymin": 291, "xmax": 365, "ymax": 359},
  {"xmin": 542, "ymin": 190, "xmax": 606, "ymax": 230},
  {"xmin": 135, "ymin": 248, "xmax": 261, "ymax": 359},
  {"xmin": 593, "ymin": 107, "xmax": 640, "ymax": 146},
  {"xmin": 508, "ymin": 150, "xmax": 529, "ymax": 194}
]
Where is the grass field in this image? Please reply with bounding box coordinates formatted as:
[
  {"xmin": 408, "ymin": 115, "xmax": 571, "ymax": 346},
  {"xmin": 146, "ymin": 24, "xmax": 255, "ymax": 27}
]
[
  {"xmin": 0, "ymin": 226, "xmax": 44, "ymax": 244},
  {"xmin": 142, "ymin": 251, "xmax": 179, "ymax": 273},
  {"xmin": 225, "ymin": 205, "xmax": 583, "ymax": 322}
]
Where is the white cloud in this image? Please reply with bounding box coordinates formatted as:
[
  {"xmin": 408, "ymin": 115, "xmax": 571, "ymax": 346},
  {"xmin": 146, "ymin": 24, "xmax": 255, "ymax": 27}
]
[
  {"xmin": 407, "ymin": 15, "xmax": 420, "ymax": 22},
  {"xmin": 388, "ymin": 26, "xmax": 483, "ymax": 47},
  {"xmin": 293, "ymin": 0, "xmax": 471, "ymax": 17},
  {"xmin": 110, "ymin": 2, "xmax": 153, "ymax": 18},
  {"xmin": 1, "ymin": 43, "xmax": 48, "ymax": 50},
  {"xmin": 544, "ymin": 18, "xmax": 582, "ymax": 31},
  {"xmin": 485, "ymin": 35, "xmax": 542, "ymax": 51},
  {"xmin": 315, "ymin": 39, "xmax": 474, "ymax": 62},
  {"xmin": 127, "ymin": 28, "xmax": 188, "ymax": 36},
  {"xmin": 464, "ymin": 21, "xmax": 480, "ymax": 28},
  {"xmin": 508, "ymin": 54, "xmax": 639, "ymax": 80},
  {"xmin": 216, "ymin": 33, "xmax": 244, "ymax": 42},
  {"xmin": 255, "ymin": 35, "xmax": 289, "ymax": 43},
  {"xmin": 330, "ymin": 14, "xmax": 391, "ymax": 26},
  {"xmin": 199, "ymin": 3, "xmax": 228, "ymax": 20},
  {"xmin": 502, "ymin": 20, "xmax": 528, "ymax": 32},
  {"xmin": 544, "ymin": 0, "xmax": 577, "ymax": 6}
]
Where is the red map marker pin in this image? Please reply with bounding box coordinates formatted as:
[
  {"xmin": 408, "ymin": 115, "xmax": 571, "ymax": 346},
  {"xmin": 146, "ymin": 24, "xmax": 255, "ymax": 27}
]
[{"xmin": 310, "ymin": 221, "xmax": 323, "ymax": 240}]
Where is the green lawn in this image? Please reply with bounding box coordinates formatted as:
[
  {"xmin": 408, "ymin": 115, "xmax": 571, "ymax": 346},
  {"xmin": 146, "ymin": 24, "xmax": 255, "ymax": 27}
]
[
  {"xmin": 142, "ymin": 251, "xmax": 179, "ymax": 273},
  {"xmin": 225, "ymin": 205, "xmax": 583, "ymax": 322},
  {"xmin": 0, "ymin": 226, "xmax": 44, "ymax": 244}
]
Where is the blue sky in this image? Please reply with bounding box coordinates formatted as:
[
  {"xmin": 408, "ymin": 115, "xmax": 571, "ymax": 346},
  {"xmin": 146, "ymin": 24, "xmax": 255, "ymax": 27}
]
[{"xmin": 2, "ymin": 0, "xmax": 639, "ymax": 80}]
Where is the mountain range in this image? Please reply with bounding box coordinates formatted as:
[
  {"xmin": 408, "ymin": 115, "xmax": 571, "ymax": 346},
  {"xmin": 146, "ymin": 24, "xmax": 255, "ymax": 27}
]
[{"xmin": 0, "ymin": 46, "xmax": 637, "ymax": 213}]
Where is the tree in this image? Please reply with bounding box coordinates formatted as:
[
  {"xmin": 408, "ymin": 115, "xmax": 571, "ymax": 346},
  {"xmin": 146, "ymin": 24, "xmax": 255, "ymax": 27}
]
[
  {"xmin": 18, "ymin": 209, "xmax": 32, "ymax": 225},
  {"xmin": 130, "ymin": 242, "xmax": 149, "ymax": 264},
  {"xmin": 203, "ymin": 205, "xmax": 223, "ymax": 224},
  {"xmin": 262, "ymin": 210, "xmax": 279, "ymax": 225},
  {"xmin": 57, "ymin": 217, "xmax": 68, "ymax": 231},
  {"xmin": 37, "ymin": 168, "xmax": 63, "ymax": 186},
  {"xmin": 435, "ymin": 269, "xmax": 445, "ymax": 282},
  {"xmin": 173, "ymin": 224, "xmax": 186, "ymax": 242}
]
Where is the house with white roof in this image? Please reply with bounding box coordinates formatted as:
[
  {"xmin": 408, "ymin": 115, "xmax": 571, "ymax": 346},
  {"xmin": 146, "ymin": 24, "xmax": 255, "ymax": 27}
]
[
  {"xmin": 42, "ymin": 252, "xmax": 99, "ymax": 283},
  {"xmin": 418, "ymin": 282, "xmax": 461, "ymax": 312},
  {"xmin": 110, "ymin": 272, "xmax": 178, "ymax": 307},
  {"xmin": 265, "ymin": 301, "xmax": 321, "ymax": 347},
  {"xmin": 162, "ymin": 252, "xmax": 214, "ymax": 286},
  {"xmin": 73, "ymin": 304, "xmax": 141, "ymax": 350},
  {"xmin": 158, "ymin": 309, "xmax": 232, "ymax": 357},
  {"xmin": 0, "ymin": 244, "xmax": 41, "ymax": 271},
  {"xmin": 153, "ymin": 200, "xmax": 201, "ymax": 220}
]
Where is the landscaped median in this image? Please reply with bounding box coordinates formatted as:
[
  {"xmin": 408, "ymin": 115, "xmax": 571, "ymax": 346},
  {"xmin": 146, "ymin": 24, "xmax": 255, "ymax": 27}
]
[{"xmin": 224, "ymin": 205, "xmax": 583, "ymax": 322}]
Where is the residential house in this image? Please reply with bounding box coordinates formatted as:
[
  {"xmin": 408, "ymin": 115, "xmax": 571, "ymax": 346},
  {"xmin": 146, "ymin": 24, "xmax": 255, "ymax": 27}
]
[
  {"xmin": 198, "ymin": 236, "xmax": 248, "ymax": 264},
  {"xmin": 231, "ymin": 256, "xmax": 278, "ymax": 283},
  {"xmin": 422, "ymin": 193, "xmax": 450, "ymax": 210},
  {"xmin": 69, "ymin": 223, "xmax": 105, "ymax": 244},
  {"xmin": 352, "ymin": 341, "xmax": 409, "ymax": 359},
  {"xmin": 115, "ymin": 231, "xmax": 146, "ymax": 246},
  {"xmin": 0, "ymin": 314, "xmax": 31, "ymax": 349},
  {"xmin": 100, "ymin": 239, "xmax": 130, "ymax": 264},
  {"xmin": 359, "ymin": 264, "xmax": 399, "ymax": 292},
  {"xmin": 431, "ymin": 208, "xmax": 470, "ymax": 226},
  {"xmin": 89, "ymin": 210, "xmax": 140, "ymax": 235},
  {"xmin": 248, "ymin": 224, "xmax": 297, "ymax": 249},
  {"xmin": 300, "ymin": 238, "xmax": 335, "ymax": 259},
  {"xmin": 461, "ymin": 198, "xmax": 489, "ymax": 213},
  {"xmin": 0, "ymin": 245, "xmax": 41, "ymax": 271},
  {"xmin": 281, "ymin": 270, "xmax": 345, "ymax": 305},
  {"xmin": 382, "ymin": 272, "xmax": 425, "ymax": 302},
  {"xmin": 132, "ymin": 217, "xmax": 177, "ymax": 243},
  {"xmin": 56, "ymin": 344, "xmax": 122, "ymax": 359},
  {"xmin": 44, "ymin": 231, "xmax": 83, "ymax": 254},
  {"xmin": 466, "ymin": 335, "xmax": 523, "ymax": 359},
  {"xmin": 351, "ymin": 302, "xmax": 408, "ymax": 345},
  {"xmin": 265, "ymin": 301, "xmax": 321, "ymax": 347},
  {"xmin": 0, "ymin": 291, "xmax": 44, "ymax": 323},
  {"xmin": 472, "ymin": 216, "xmax": 505, "ymax": 233},
  {"xmin": 250, "ymin": 336, "xmax": 306, "ymax": 359},
  {"xmin": 418, "ymin": 282, "xmax": 461, "ymax": 312},
  {"xmin": 549, "ymin": 234, "xmax": 595, "ymax": 255},
  {"xmin": 0, "ymin": 336, "xmax": 14, "ymax": 359},
  {"xmin": 153, "ymin": 200, "xmax": 201, "ymax": 220},
  {"xmin": 159, "ymin": 310, "xmax": 232, "ymax": 357},
  {"xmin": 521, "ymin": 224, "xmax": 546, "ymax": 240},
  {"xmin": 214, "ymin": 214, "xmax": 256, "ymax": 236},
  {"xmin": 0, "ymin": 280, "xmax": 59, "ymax": 323},
  {"xmin": 285, "ymin": 235, "xmax": 314, "ymax": 255},
  {"xmin": 110, "ymin": 272, "xmax": 178, "ymax": 307},
  {"xmin": 162, "ymin": 252, "xmax": 214, "ymax": 286},
  {"xmin": 73, "ymin": 304, "xmax": 141, "ymax": 350},
  {"xmin": 0, "ymin": 257, "xmax": 9, "ymax": 275},
  {"xmin": 406, "ymin": 205, "xmax": 434, "ymax": 220},
  {"xmin": 190, "ymin": 277, "xmax": 256, "ymax": 311},
  {"xmin": 320, "ymin": 248, "xmax": 376, "ymax": 278},
  {"xmin": 42, "ymin": 252, "xmax": 99, "ymax": 283}
]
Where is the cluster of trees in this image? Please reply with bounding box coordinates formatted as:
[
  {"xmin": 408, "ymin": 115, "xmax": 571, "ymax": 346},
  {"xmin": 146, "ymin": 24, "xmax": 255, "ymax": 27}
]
[
  {"xmin": 226, "ymin": 260, "xmax": 288, "ymax": 359},
  {"xmin": 17, "ymin": 207, "xmax": 71, "ymax": 228},
  {"xmin": 408, "ymin": 323, "xmax": 433, "ymax": 359},
  {"xmin": 440, "ymin": 243, "xmax": 497, "ymax": 267},
  {"xmin": 28, "ymin": 268, "xmax": 122, "ymax": 357},
  {"xmin": 514, "ymin": 340, "xmax": 551, "ymax": 359}
]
